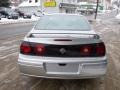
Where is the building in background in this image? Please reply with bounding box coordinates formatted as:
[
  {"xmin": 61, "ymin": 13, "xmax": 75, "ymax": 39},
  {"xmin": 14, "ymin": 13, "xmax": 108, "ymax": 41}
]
[
  {"xmin": 78, "ymin": 0, "xmax": 111, "ymax": 9},
  {"xmin": 102, "ymin": 0, "xmax": 112, "ymax": 9},
  {"xmin": 18, "ymin": 0, "xmax": 79, "ymax": 14},
  {"xmin": 17, "ymin": 0, "xmax": 112, "ymax": 15},
  {"xmin": 10, "ymin": 0, "xmax": 25, "ymax": 6},
  {"xmin": 42, "ymin": 0, "xmax": 112, "ymax": 13},
  {"xmin": 42, "ymin": 0, "xmax": 79, "ymax": 13},
  {"xmin": 59, "ymin": 0, "xmax": 79, "ymax": 13}
]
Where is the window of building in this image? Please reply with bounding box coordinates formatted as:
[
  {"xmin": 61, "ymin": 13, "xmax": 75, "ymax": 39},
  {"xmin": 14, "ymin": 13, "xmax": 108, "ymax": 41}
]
[
  {"xmin": 29, "ymin": 0, "xmax": 32, "ymax": 3},
  {"xmin": 35, "ymin": 0, "xmax": 38, "ymax": 2}
]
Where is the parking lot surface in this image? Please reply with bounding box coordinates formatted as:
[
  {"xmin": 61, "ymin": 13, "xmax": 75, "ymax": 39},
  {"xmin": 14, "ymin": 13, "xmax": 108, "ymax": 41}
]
[{"xmin": 0, "ymin": 17, "xmax": 120, "ymax": 90}]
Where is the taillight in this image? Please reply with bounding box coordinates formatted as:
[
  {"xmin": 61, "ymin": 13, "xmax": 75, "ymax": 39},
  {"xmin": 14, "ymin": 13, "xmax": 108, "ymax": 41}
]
[
  {"xmin": 20, "ymin": 41, "xmax": 46, "ymax": 56},
  {"xmin": 34, "ymin": 44, "xmax": 45, "ymax": 55},
  {"xmin": 20, "ymin": 42, "xmax": 31, "ymax": 54},
  {"xmin": 20, "ymin": 41, "xmax": 106, "ymax": 57},
  {"xmin": 80, "ymin": 46, "xmax": 92, "ymax": 56},
  {"xmin": 96, "ymin": 42, "xmax": 105, "ymax": 56},
  {"xmin": 80, "ymin": 42, "xmax": 105, "ymax": 57}
]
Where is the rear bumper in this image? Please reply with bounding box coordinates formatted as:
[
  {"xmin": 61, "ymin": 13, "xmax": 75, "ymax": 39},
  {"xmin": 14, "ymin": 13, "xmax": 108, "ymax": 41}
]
[{"xmin": 18, "ymin": 54, "xmax": 107, "ymax": 79}]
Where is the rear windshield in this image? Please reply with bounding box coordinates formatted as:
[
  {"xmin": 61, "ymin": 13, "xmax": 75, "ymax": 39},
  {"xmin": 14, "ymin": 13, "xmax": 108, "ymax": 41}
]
[{"xmin": 35, "ymin": 15, "xmax": 91, "ymax": 31}]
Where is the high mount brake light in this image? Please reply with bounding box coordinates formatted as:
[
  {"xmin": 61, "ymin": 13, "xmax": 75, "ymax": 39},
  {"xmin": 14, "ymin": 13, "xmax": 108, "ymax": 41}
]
[{"xmin": 54, "ymin": 39, "xmax": 72, "ymax": 41}]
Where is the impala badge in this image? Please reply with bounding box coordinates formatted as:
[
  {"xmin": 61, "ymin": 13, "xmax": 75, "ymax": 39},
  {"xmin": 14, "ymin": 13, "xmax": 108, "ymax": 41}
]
[{"xmin": 60, "ymin": 48, "xmax": 66, "ymax": 54}]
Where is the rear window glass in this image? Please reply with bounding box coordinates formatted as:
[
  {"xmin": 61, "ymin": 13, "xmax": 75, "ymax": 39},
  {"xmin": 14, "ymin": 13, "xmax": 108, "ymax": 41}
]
[{"xmin": 35, "ymin": 15, "xmax": 91, "ymax": 30}]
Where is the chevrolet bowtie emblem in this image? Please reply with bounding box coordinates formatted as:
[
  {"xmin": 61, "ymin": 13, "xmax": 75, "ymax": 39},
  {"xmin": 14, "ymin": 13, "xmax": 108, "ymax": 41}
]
[{"xmin": 60, "ymin": 48, "xmax": 66, "ymax": 54}]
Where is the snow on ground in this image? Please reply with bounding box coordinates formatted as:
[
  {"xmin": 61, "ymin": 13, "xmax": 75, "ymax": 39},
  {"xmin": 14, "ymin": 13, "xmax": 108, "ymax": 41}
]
[
  {"xmin": 116, "ymin": 13, "xmax": 120, "ymax": 19},
  {"xmin": 0, "ymin": 16, "xmax": 40, "ymax": 25},
  {"xmin": 19, "ymin": 0, "xmax": 40, "ymax": 7}
]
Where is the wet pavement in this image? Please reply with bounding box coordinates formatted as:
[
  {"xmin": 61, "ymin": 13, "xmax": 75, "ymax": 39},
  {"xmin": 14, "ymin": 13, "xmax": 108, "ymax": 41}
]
[{"xmin": 0, "ymin": 16, "xmax": 120, "ymax": 90}]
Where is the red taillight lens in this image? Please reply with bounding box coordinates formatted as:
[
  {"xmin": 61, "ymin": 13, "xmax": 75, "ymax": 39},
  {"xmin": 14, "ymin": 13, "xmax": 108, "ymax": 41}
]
[
  {"xmin": 20, "ymin": 41, "xmax": 105, "ymax": 57},
  {"xmin": 80, "ymin": 42, "xmax": 106, "ymax": 57},
  {"xmin": 20, "ymin": 42, "xmax": 46, "ymax": 56},
  {"xmin": 20, "ymin": 42, "xmax": 31, "ymax": 54},
  {"xmin": 34, "ymin": 44, "xmax": 45, "ymax": 55},
  {"xmin": 96, "ymin": 43, "xmax": 105, "ymax": 56},
  {"xmin": 80, "ymin": 46, "xmax": 92, "ymax": 56}
]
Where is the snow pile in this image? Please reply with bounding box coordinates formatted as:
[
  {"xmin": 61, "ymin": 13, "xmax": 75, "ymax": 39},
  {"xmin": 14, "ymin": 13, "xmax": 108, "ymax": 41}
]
[
  {"xmin": 19, "ymin": 0, "xmax": 40, "ymax": 7},
  {"xmin": 112, "ymin": 0, "xmax": 120, "ymax": 9},
  {"xmin": 116, "ymin": 13, "xmax": 120, "ymax": 19},
  {"xmin": 0, "ymin": 16, "xmax": 40, "ymax": 25}
]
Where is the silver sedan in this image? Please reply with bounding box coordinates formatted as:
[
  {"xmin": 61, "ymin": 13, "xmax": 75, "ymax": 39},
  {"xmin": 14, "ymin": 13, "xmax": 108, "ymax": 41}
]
[{"xmin": 18, "ymin": 14, "xmax": 107, "ymax": 79}]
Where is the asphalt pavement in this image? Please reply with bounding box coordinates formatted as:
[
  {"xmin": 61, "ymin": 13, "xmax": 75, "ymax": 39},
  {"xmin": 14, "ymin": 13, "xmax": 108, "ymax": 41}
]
[{"xmin": 0, "ymin": 23, "xmax": 34, "ymax": 39}]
